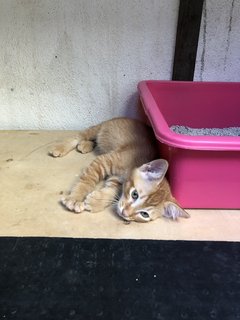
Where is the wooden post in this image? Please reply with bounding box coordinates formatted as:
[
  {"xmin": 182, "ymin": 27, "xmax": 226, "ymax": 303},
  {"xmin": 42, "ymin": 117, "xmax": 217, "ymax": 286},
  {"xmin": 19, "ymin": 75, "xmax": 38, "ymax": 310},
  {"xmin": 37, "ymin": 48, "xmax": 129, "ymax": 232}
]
[{"xmin": 172, "ymin": 0, "xmax": 204, "ymax": 81}]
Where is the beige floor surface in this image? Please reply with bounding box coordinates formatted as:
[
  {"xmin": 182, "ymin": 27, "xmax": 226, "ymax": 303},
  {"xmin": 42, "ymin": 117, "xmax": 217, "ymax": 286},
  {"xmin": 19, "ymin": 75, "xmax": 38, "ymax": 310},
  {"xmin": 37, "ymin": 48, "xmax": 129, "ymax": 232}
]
[{"xmin": 0, "ymin": 130, "xmax": 240, "ymax": 241}]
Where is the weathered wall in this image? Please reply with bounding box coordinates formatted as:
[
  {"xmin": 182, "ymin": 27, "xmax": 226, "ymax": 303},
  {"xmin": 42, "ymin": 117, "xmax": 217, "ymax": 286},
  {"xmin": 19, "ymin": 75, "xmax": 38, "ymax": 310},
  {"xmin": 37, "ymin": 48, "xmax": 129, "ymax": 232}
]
[
  {"xmin": 195, "ymin": 0, "xmax": 240, "ymax": 81},
  {"xmin": 1, "ymin": 0, "xmax": 240, "ymax": 129},
  {"xmin": 0, "ymin": 0, "xmax": 178, "ymax": 129}
]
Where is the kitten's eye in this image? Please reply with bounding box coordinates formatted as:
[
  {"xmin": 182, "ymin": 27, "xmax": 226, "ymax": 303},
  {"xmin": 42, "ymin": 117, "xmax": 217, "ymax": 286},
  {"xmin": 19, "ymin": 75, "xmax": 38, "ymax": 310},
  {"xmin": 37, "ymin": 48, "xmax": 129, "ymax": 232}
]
[
  {"xmin": 131, "ymin": 189, "xmax": 139, "ymax": 200},
  {"xmin": 140, "ymin": 211, "xmax": 149, "ymax": 219}
]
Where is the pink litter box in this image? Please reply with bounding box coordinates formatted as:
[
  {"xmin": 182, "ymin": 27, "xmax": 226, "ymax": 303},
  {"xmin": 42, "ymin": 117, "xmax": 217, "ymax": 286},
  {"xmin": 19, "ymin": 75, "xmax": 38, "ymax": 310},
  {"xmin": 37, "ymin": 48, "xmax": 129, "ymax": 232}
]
[{"xmin": 138, "ymin": 80, "xmax": 240, "ymax": 209}]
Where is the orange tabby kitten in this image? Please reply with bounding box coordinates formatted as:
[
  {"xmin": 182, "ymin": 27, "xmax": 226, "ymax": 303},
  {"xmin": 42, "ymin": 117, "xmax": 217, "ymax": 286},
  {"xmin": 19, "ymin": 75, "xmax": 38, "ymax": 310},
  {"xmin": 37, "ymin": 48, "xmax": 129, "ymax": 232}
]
[{"xmin": 49, "ymin": 117, "xmax": 189, "ymax": 222}]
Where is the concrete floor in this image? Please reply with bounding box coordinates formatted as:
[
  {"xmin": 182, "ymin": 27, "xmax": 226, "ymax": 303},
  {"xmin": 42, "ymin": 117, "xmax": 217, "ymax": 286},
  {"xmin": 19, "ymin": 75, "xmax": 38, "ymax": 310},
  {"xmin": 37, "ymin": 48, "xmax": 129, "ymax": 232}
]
[{"xmin": 0, "ymin": 130, "xmax": 240, "ymax": 241}]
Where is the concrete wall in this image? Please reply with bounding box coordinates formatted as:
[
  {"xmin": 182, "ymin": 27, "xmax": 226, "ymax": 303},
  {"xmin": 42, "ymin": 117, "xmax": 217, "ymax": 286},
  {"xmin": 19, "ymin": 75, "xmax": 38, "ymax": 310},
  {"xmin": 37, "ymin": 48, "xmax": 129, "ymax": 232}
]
[
  {"xmin": 195, "ymin": 0, "xmax": 240, "ymax": 81},
  {"xmin": 0, "ymin": 0, "xmax": 178, "ymax": 129},
  {"xmin": 1, "ymin": 0, "xmax": 240, "ymax": 129}
]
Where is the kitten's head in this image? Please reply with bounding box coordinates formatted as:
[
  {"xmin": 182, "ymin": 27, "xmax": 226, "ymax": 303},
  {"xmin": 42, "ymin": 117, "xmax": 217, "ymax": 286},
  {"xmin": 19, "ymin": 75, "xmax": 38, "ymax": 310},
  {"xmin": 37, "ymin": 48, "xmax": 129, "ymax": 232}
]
[{"xmin": 117, "ymin": 159, "xmax": 189, "ymax": 223}]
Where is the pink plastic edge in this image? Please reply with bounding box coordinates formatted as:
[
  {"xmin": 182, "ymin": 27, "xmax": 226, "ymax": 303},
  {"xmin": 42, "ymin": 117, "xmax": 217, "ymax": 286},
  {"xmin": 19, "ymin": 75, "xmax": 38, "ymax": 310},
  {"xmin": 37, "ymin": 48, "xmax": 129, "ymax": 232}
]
[{"xmin": 138, "ymin": 80, "xmax": 240, "ymax": 151}]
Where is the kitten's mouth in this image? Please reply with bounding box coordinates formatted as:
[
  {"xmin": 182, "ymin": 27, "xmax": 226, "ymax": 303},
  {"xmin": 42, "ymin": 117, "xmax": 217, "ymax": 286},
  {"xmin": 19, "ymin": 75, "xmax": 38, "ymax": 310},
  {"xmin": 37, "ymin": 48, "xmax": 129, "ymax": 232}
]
[
  {"xmin": 121, "ymin": 215, "xmax": 132, "ymax": 224},
  {"xmin": 119, "ymin": 212, "xmax": 130, "ymax": 221},
  {"xmin": 121, "ymin": 215, "xmax": 130, "ymax": 221},
  {"xmin": 117, "ymin": 207, "xmax": 131, "ymax": 221}
]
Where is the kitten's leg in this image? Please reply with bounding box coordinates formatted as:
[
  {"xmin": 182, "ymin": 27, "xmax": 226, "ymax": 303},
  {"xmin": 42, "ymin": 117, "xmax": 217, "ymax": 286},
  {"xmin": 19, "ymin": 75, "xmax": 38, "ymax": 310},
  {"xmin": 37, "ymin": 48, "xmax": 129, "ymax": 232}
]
[
  {"xmin": 49, "ymin": 137, "xmax": 79, "ymax": 157},
  {"xmin": 61, "ymin": 152, "xmax": 121, "ymax": 213},
  {"xmin": 49, "ymin": 124, "xmax": 101, "ymax": 157},
  {"xmin": 84, "ymin": 176, "xmax": 122, "ymax": 212}
]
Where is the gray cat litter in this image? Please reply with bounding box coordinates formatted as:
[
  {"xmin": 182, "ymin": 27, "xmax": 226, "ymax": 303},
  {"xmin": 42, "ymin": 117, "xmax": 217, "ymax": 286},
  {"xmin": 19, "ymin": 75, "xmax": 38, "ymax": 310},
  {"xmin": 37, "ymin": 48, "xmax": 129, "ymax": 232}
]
[{"xmin": 170, "ymin": 126, "xmax": 240, "ymax": 136}]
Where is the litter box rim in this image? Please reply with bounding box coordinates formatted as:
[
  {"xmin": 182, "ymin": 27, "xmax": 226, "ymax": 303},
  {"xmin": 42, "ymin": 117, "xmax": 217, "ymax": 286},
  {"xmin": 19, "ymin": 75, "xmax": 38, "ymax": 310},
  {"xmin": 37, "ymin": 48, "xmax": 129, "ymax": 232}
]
[{"xmin": 138, "ymin": 80, "xmax": 240, "ymax": 151}]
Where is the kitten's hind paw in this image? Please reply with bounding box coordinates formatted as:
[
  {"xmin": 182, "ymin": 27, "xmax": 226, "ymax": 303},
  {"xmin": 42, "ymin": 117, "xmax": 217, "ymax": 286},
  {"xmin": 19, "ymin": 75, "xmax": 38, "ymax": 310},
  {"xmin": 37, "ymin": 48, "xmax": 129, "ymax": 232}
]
[
  {"xmin": 49, "ymin": 138, "xmax": 79, "ymax": 157},
  {"xmin": 61, "ymin": 196, "xmax": 85, "ymax": 213},
  {"xmin": 49, "ymin": 145, "xmax": 68, "ymax": 157},
  {"xmin": 77, "ymin": 141, "xmax": 95, "ymax": 154}
]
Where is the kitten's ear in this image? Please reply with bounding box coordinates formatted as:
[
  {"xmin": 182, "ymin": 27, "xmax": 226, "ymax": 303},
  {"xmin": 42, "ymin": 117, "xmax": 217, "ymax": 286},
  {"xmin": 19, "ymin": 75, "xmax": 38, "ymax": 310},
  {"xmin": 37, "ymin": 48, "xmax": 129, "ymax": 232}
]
[
  {"xmin": 163, "ymin": 202, "xmax": 190, "ymax": 220},
  {"xmin": 139, "ymin": 159, "xmax": 169, "ymax": 184}
]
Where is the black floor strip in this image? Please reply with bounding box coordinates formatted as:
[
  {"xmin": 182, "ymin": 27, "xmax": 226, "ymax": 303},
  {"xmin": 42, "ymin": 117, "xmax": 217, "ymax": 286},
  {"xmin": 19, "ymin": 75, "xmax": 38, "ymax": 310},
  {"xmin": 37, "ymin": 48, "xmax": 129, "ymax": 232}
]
[{"xmin": 0, "ymin": 238, "xmax": 239, "ymax": 320}]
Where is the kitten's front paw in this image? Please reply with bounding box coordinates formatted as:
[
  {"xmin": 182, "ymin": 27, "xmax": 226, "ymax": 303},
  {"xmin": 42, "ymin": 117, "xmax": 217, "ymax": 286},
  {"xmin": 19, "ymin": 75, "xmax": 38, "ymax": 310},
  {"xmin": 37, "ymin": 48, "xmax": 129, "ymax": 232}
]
[
  {"xmin": 84, "ymin": 190, "xmax": 110, "ymax": 212},
  {"xmin": 61, "ymin": 196, "xmax": 85, "ymax": 213}
]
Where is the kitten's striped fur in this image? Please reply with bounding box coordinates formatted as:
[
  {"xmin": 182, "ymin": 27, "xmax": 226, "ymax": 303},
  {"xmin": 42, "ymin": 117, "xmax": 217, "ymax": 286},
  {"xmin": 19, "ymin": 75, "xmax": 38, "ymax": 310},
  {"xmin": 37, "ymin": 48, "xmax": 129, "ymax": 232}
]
[{"xmin": 49, "ymin": 118, "xmax": 189, "ymax": 222}]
